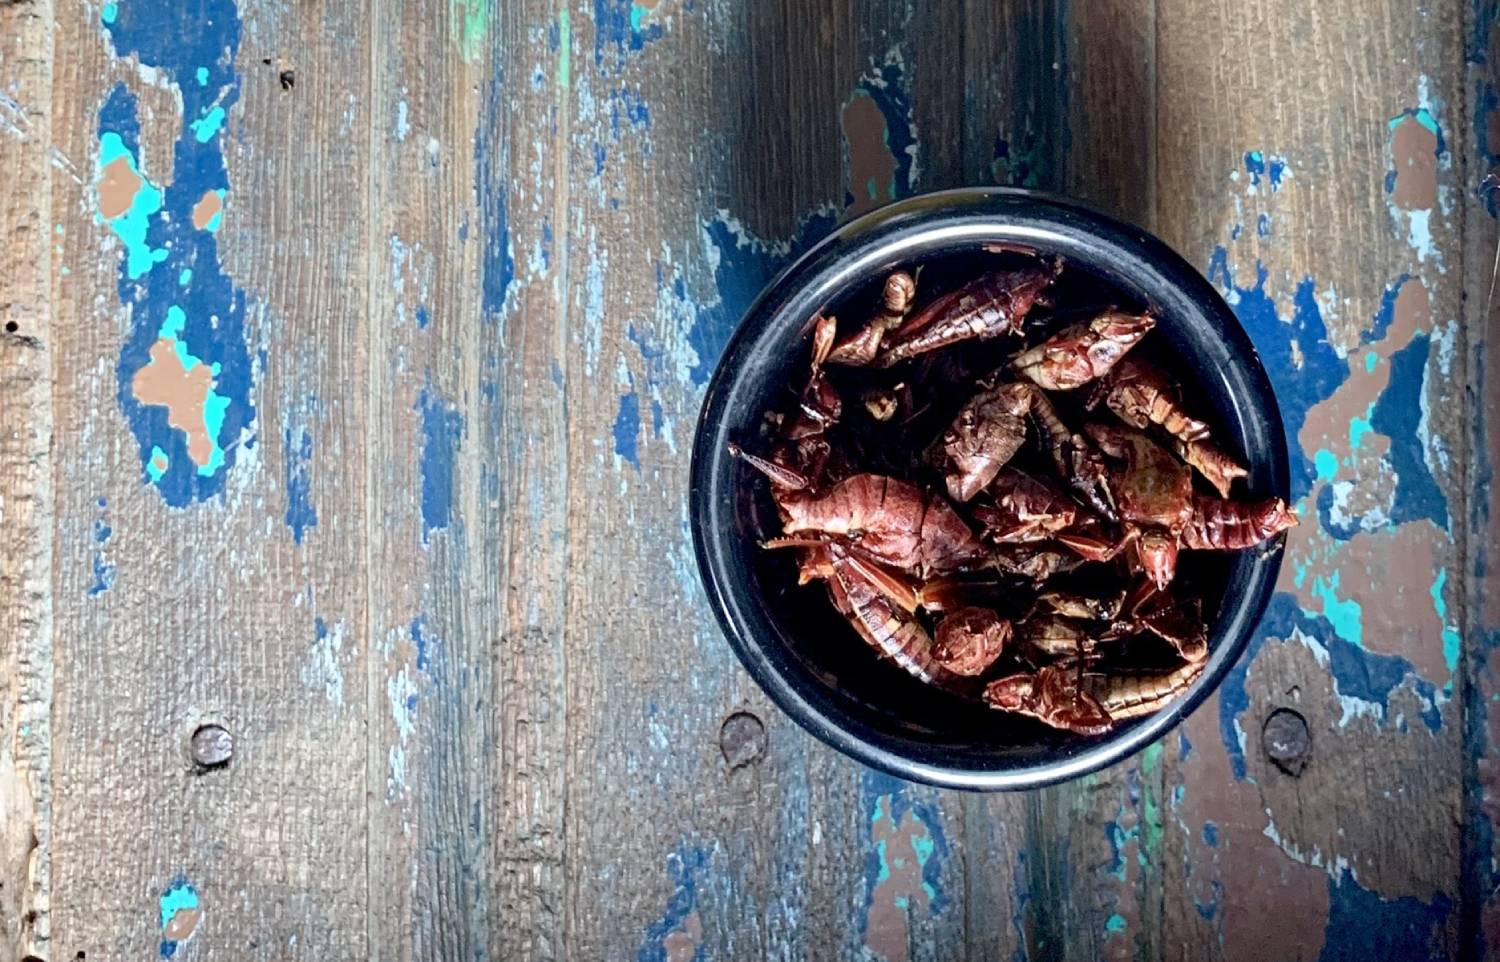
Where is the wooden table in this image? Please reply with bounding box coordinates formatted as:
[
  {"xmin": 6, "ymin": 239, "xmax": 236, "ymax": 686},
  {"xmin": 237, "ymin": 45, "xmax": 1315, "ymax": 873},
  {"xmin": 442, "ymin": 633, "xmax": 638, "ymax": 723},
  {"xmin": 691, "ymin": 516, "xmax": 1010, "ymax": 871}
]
[{"xmin": 2, "ymin": 0, "xmax": 1496, "ymax": 958}]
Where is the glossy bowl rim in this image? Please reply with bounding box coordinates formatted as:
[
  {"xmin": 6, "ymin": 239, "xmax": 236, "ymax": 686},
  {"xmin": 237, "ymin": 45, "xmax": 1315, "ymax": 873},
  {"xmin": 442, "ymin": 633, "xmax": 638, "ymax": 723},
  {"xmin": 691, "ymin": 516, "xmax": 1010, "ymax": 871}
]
[{"xmin": 688, "ymin": 187, "xmax": 1289, "ymax": 791}]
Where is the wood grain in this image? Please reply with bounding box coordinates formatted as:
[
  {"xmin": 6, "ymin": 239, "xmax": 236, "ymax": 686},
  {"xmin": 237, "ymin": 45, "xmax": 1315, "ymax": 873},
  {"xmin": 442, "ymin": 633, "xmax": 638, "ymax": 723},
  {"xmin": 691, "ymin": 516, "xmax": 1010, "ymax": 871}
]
[
  {"xmin": 0, "ymin": 0, "xmax": 55, "ymax": 957},
  {"xmin": 1462, "ymin": 0, "xmax": 1500, "ymax": 955},
  {"xmin": 1154, "ymin": 1, "xmax": 1467, "ymax": 959},
  {"xmin": 43, "ymin": 0, "xmax": 372, "ymax": 957},
  {"xmin": 4, "ymin": 0, "xmax": 1487, "ymax": 958}
]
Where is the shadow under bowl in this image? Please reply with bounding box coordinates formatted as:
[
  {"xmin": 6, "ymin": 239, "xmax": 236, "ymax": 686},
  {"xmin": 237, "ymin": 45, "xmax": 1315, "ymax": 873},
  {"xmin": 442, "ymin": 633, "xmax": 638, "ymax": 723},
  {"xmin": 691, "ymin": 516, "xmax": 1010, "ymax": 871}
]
[{"xmin": 689, "ymin": 188, "xmax": 1290, "ymax": 791}]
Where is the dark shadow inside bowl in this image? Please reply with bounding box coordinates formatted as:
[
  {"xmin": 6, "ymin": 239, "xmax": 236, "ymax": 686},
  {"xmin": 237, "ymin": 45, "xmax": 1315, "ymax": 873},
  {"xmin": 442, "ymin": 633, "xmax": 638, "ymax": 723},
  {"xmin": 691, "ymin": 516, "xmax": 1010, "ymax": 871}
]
[{"xmin": 692, "ymin": 189, "xmax": 1288, "ymax": 788}]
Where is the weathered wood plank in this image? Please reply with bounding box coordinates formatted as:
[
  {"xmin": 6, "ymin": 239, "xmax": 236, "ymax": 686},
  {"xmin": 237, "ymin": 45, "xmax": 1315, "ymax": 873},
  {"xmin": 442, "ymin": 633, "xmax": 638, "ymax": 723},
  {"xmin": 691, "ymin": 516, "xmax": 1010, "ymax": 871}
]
[
  {"xmin": 543, "ymin": 1, "xmax": 990, "ymax": 957},
  {"xmin": 0, "ymin": 0, "xmax": 55, "ymax": 957},
  {"xmin": 1461, "ymin": 0, "xmax": 1500, "ymax": 954},
  {"xmin": 45, "ymin": 0, "xmax": 373, "ymax": 957},
  {"xmin": 13, "ymin": 0, "xmax": 1487, "ymax": 957},
  {"xmin": 360, "ymin": 0, "xmax": 502, "ymax": 958},
  {"xmin": 1154, "ymin": 1, "xmax": 1466, "ymax": 958},
  {"xmin": 958, "ymin": 4, "xmax": 1165, "ymax": 960}
]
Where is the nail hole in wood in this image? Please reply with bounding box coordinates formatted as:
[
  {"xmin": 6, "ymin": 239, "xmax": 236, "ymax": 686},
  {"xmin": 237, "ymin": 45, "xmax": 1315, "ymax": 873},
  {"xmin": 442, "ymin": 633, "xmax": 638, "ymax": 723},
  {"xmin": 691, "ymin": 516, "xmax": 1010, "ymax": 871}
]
[
  {"xmin": 279, "ymin": 70, "xmax": 294, "ymax": 90},
  {"xmin": 5, "ymin": 321, "xmax": 18, "ymax": 333}
]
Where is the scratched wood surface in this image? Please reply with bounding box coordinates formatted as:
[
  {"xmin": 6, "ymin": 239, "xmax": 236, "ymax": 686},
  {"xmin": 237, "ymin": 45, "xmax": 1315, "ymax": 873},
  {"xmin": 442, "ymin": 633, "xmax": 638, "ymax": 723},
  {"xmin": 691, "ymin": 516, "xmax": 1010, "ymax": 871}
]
[{"xmin": 0, "ymin": 0, "xmax": 1492, "ymax": 959}]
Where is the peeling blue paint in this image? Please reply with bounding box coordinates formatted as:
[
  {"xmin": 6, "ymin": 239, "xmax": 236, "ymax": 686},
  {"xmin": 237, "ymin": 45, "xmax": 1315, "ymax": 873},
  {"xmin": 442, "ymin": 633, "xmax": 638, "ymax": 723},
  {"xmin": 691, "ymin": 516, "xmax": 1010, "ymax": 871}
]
[
  {"xmin": 1106, "ymin": 819, "xmax": 1129, "ymax": 881},
  {"xmin": 1257, "ymin": 213, "xmax": 1271, "ymax": 236},
  {"xmin": 858, "ymin": 768, "xmax": 951, "ymax": 943},
  {"xmin": 650, "ymin": 398, "xmax": 665, "ymax": 438},
  {"xmin": 614, "ymin": 390, "xmax": 641, "ymax": 468},
  {"xmin": 1269, "ymin": 156, "xmax": 1287, "ymax": 190},
  {"xmin": 100, "ymin": 0, "xmax": 255, "ymax": 506},
  {"xmin": 1370, "ymin": 333, "xmax": 1448, "ymax": 529},
  {"xmin": 477, "ymin": 61, "xmax": 513, "ymax": 319},
  {"xmin": 411, "ymin": 616, "xmax": 433, "ymax": 672},
  {"xmin": 595, "ymin": 0, "xmax": 662, "ymax": 69},
  {"xmin": 89, "ymin": 516, "xmax": 116, "ymax": 596},
  {"xmin": 415, "ymin": 304, "xmax": 431, "ymax": 329},
  {"xmin": 284, "ymin": 421, "xmax": 317, "ymax": 544},
  {"xmin": 1207, "ymin": 249, "xmax": 1348, "ymax": 503},
  {"xmin": 609, "ymin": 88, "xmax": 652, "ymax": 135},
  {"xmin": 1244, "ymin": 151, "xmax": 1289, "ymax": 191},
  {"xmin": 1178, "ymin": 729, "xmax": 1192, "ymax": 761},
  {"xmin": 1364, "ymin": 276, "xmax": 1413, "ymax": 343},
  {"xmin": 688, "ymin": 211, "xmax": 838, "ymax": 386},
  {"xmin": 417, "ymin": 384, "xmax": 463, "ymax": 542},
  {"xmin": 1220, "ymin": 593, "xmax": 1443, "ymax": 779},
  {"xmin": 1202, "ymin": 822, "xmax": 1219, "ymax": 847},
  {"xmin": 1318, "ymin": 869, "xmax": 1451, "ymax": 962},
  {"xmin": 636, "ymin": 845, "xmax": 710, "ymax": 962},
  {"xmin": 1245, "ymin": 150, "xmax": 1265, "ymax": 183}
]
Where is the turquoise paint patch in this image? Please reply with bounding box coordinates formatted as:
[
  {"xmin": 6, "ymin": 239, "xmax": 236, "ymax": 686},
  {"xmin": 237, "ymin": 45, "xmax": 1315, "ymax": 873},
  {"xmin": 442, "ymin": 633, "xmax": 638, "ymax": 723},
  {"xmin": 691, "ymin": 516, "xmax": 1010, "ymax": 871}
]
[
  {"xmin": 178, "ymin": 268, "xmax": 192, "ymax": 286},
  {"xmin": 97, "ymin": 131, "xmax": 168, "ymax": 279},
  {"xmin": 159, "ymin": 879, "xmax": 199, "ymax": 928},
  {"xmin": 195, "ymin": 66, "xmax": 209, "ymax": 86},
  {"xmin": 101, "ymin": 2, "xmax": 117, "ymax": 22},
  {"xmin": 911, "ymin": 832, "xmax": 935, "ymax": 865},
  {"xmin": 866, "ymin": 175, "xmax": 878, "ymax": 201},
  {"xmin": 190, "ymin": 105, "xmax": 226, "ymax": 143},
  {"xmin": 1389, "ymin": 107, "xmax": 1441, "ymax": 137},
  {"xmin": 1312, "ymin": 574, "xmax": 1363, "ymax": 646},
  {"xmin": 1315, "ymin": 448, "xmax": 1338, "ymax": 480},
  {"xmin": 1106, "ymin": 913, "xmax": 1127, "ymax": 935},
  {"xmin": 874, "ymin": 838, "xmax": 891, "ymax": 884},
  {"xmin": 1365, "ymin": 350, "xmax": 1379, "ymax": 373},
  {"xmin": 147, "ymin": 446, "xmax": 169, "ymax": 482},
  {"xmin": 1349, "ymin": 412, "xmax": 1374, "ymax": 449},
  {"xmin": 629, "ymin": 2, "xmax": 646, "ymax": 31},
  {"xmin": 1431, "ymin": 569, "xmax": 1460, "ymax": 674}
]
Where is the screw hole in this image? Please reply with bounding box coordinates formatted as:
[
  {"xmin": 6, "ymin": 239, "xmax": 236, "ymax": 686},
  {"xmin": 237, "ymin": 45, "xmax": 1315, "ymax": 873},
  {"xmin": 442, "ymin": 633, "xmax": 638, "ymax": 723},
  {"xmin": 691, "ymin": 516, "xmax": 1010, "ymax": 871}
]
[
  {"xmin": 278, "ymin": 70, "xmax": 295, "ymax": 91},
  {"xmin": 5, "ymin": 321, "xmax": 18, "ymax": 333}
]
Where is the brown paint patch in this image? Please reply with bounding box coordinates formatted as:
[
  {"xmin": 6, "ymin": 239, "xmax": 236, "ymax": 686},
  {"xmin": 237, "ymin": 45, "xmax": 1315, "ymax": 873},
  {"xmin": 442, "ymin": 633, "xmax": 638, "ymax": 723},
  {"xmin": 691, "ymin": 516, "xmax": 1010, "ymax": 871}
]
[
  {"xmin": 662, "ymin": 910, "xmax": 701, "ymax": 962},
  {"xmin": 1390, "ymin": 115, "xmax": 1437, "ymax": 211},
  {"xmin": 1289, "ymin": 522, "xmax": 1448, "ymax": 681},
  {"xmin": 865, "ymin": 795, "xmax": 933, "ymax": 962},
  {"xmin": 164, "ymin": 906, "xmax": 201, "ymax": 941},
  {"xmin": 842, "ymin": 92, "xmax": 897, "ymax": 218},
  {"xmin": 1175, "ymin": 698, "xmax": 1331, "ymax": 959},
  {"xmin": 98, "ymin": 155, "xmax": 143, "ymax": 220},
  {"xmin": 131, "ymin": 338, "xmax": 215, "ymax": 467},
  {"xmin": 191, "ymin": 189, "xmax": 222, "ymax": 230}
]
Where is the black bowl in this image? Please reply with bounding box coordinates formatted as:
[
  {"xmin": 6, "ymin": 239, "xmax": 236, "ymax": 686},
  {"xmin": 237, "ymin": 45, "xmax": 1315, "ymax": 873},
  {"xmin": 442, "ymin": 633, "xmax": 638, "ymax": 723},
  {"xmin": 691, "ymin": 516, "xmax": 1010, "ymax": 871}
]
[{"xmin": 688, "ymin": 188, "xmax": 1289, "ymax": 790}]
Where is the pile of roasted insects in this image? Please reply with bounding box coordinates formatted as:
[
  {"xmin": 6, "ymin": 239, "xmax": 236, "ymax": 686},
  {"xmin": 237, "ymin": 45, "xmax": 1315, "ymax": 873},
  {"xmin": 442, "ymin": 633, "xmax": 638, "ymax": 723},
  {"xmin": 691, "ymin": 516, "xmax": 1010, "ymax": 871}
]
[{"xmin": 730, "ymin": 254, "xmax": 1298, "ymax": 736}]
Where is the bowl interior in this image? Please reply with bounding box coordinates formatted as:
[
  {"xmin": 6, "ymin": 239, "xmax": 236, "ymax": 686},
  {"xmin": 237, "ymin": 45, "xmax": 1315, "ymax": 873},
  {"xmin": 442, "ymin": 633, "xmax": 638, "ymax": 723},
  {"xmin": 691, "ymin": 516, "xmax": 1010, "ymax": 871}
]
[{"xmin": 690, "ymin": 189, "xmax": 1288, "ymax": 789}]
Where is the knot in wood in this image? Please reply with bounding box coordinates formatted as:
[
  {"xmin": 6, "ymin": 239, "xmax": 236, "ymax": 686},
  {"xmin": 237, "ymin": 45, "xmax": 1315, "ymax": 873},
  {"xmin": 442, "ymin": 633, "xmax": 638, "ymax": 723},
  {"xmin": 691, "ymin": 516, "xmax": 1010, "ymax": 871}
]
[
  {"xmin": 1261, "ymin": 707, "xmax": 1309, "ymax": 776},
  {"xmin": 719, "ymin": 711, "xmax": 767, "ymax": 771},
  {"xmin": 190, "ymin": 724, "xmax": 234, "ymax": 769}
]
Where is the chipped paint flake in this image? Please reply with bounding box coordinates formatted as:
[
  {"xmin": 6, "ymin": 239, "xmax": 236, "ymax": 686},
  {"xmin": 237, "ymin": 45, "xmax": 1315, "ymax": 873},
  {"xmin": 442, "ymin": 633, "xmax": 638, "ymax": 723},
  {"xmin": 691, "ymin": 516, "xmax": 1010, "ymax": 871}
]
[
  {"xmin": 159, "ymin": 877, "xmax": 200, "ymax": 958},
  {"xmin": 301, "ymin": 617, "xmax": 345, "ymax": 707}
]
